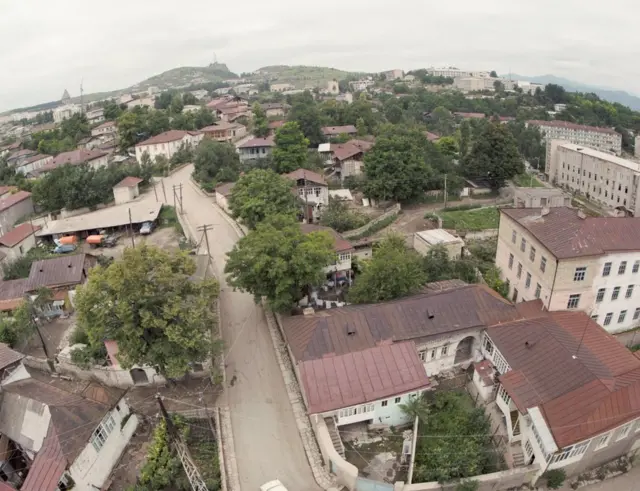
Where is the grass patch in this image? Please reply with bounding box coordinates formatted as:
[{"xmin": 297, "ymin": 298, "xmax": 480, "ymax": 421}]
[
  {"xmin": 512, "ymin": 173, "xmax": 544, "ymax": 187},
  {"xmin": 440, "ymin": 206, "xmax": 499, "ymax": 231},
  {"xmin": 158, "ymin": 205, "xmax": 184, "ymax": 236},
  {"xmin": 571, "ymin": 198, "xmax": 602, "ymax": 217},
  {"xmin": 348, "ymin": 213, "xmax": 399, "ymax": 240}
]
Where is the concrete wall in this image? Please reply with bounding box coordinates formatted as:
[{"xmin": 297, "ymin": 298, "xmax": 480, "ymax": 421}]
[
  {"xmin": 0, "ymin": 233, "xmax": 37, "ymax": 262},
  {"xmin": 69, "ymin": 401, "xmax": 139, "ymax": 491},
  {"xmin": 464, "ymin": 229, "xmax": 498, "ymax": 240},
  {"xmin": 113, "ymin": 186, "xmax": 137, "ymax": 205},
  {"xmin": 0, "ymin": 198, "xmax": 34, "ymax": 236},
  {"xmin": 311, "ymin": 414, "xmax": 358, "ymax": 491},
  {"xmin": 342, "ymin": 204, "xmax": 401, "ymax": 239},
  {"xmin": 415, "ymin": 330, "xmax": 481, "ymax": 376}
]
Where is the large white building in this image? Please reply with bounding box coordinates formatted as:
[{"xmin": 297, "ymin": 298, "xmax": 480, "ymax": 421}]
[
  {"xmin": 425, "ymin": 67, "xmax": 471, "ymax": 78},
  {"xmin": 528, "ymin": 120, "xmax": 622, "ymax": 172},
  {"xmin": 134, "ymin": 129, "xmax": 203, "ymax": 164},
  {"xmin": 454, "ymin": 77, "xmax": 501, "ymax": 92},
  {"xmin": 549, "ymin": 141, "xmax": 639, "ymax": 214}
]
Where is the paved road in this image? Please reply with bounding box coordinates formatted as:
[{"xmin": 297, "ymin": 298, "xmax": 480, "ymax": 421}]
[{"xmin": 162, "ymin": 166, "xmax": 321, "ymax": 491}]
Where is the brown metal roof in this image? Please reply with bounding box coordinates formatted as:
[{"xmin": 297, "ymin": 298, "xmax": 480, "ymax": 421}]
[
  {"xmin": 488, "ymin": 310, "xmax": 640, "ymax": 447},
  {"xmin": 322, "ymin": 125, "xmax": 357, "ymax": 136},
  {"xmin": 300, "ymin": 341, "xmax": 430, "ymax": 414},
  {"xmin": 215, "ymin": 182, "xmax": 236, "ymax": 197},
  {"xmin": 285, "ymin": 169, "xmax": 327, "ymax": 186},
  {"xmin": 282, "ymin": 284, "xmax": 523, "ymax": 362},
  {"xmin": 300, "ymin": 224, "xmax": 353, "ymax": 253},
  {"xmin": 135, "ymin": 130, "xmax": 197, "ymax": 147},
  {"xmin": 25, "ymin": 254, "xmax": 89, "ymax": 291},
  {"xmin": 501, "ymin": 207, "xmax": 640, "ymax": 258},
  {"xmin": 48, "ymin": 149, "xmax": 108, "ymax": 168},
  {"xmin": 0, "ymin": 343, "xmax": 23, "ymax": 369},
  {"xmin": 20, "ymin": 425, "xmax": 66, "ymax": 491},
  {"xmin": 0, "ymin": 223, "xmax": 40, "ymax": 247},
  {"xmin": 113, "ymin": 176, "xmax": 143, "ymax": 188},
  {"xmin": 0, "ymin": 191, "xmax": 31, "ymax": 213},
  {"xmin": 238, "ymin": 136, "xmax": 275, "ymax": 149},
  {"xmin": 0, "ymin": 278, "xmax": 29, "ymax": 301}
]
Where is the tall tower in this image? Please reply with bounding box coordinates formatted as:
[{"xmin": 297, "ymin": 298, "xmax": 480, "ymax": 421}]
[{"xmin": 61, "ymin": 89, "xmax": 71, "ymax": 105}]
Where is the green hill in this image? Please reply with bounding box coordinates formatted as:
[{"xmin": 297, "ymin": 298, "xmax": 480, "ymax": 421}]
[
  {"xmin": 250, "ymin": 65, "xmax": 360, "ymax": 88},
  {"xmin": 134, "ymin": 62, "xmax": 238, "ymax": 90}
]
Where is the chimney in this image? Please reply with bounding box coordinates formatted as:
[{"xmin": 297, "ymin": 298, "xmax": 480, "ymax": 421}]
[
  {"xmin": 346, "ymin": 324, "xmax": 356, "ymax": 336},
  {"xmin": 427, "ymin": 309, "xmax": 435, "ymax": 319},
  {"xmin": 541, "ymin": 207, "xmax": 550, "ymax": 217},
  {"xmin": 577, "ymin": 210, "xmax": 586, "ymax": 219},
  {"xmin": 302, "ymin": 307, "xmax": 315, "ymax": 316}
]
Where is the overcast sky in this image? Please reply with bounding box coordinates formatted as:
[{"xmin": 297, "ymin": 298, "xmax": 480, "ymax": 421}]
[{"xmin": 1, "ymin": 0, "xmax": 638, "ymax": 112}]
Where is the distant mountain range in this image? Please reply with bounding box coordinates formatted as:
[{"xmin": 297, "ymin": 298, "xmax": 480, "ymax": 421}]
[{"xmin": 507, "ymin": 74, "xmax": 640, "ymax": 110}]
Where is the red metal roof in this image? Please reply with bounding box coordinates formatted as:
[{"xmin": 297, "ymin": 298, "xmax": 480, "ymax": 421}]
[
  {"xmin": 21, "ymin": 426, "xmax": 66, "ymax": 491},
  {"xmin": 0, "ymin": 342, "xmax": 23, "ymax": 370},
  {"xmin": 0, "ymin": 223, "xmax": 40, "ymax": 247},
  {"xmin": 489, "ymin": 310, "xmax": 640, "ymax": 448},
  {"xmin": 49, "ymin": 149, "xmax": 108, "ymax": 168},
  {"xmin": 528, "ymin": 120, "xmax": 618, "ymax": 135},
  {"xmin": 501, "ymin": 207, "xmax": 640, "ymax": 258},
  {"xmin": 424, "ymin": 131, "xmax": 441, "ymax": 141},
  {"xmin": 299, "ymin": 341, "xmax": 430, "ymax": 414},
  {"xmin": 285, "ymin": 169, "xmax": 327, "ymax": 186},
  {"xmin": 238, "ymin": 136, "xmax": 275, "ymax": 149},
  {"xmin": 113, "ymin": 176, "xmax": 143, "ymax": 188},
  {"xmin": 0, "ymin": 191, "xmax": 31, "ymax": 212},
  {"xmin": 135, "ymin": 130, "xmax": 197, "ymax": 147}
]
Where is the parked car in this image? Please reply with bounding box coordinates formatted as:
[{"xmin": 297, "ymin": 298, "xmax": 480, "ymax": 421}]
[
  {"xmin": 260, "ymin": 481, "xmax": 287, "ymax": 491},
  {"xmin": 103, "ymin": 234, "xmax": 119, "ymax": 247},
  {"xmin": 140, "ymin": 221, "xmax": 154, "ymax": 235},
  {"xmin": 53, "ymin": 244, "xmax": 77, "ymax": 254}
]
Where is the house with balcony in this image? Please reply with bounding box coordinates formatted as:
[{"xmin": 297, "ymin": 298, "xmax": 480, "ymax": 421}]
[
  {"xmin": 36, "ymin": 149, "xmax": 109, "ymax": 176},
  {"xmin": 496, "ymin": 206, "xmax": 640, "ymax": 333},
  {"xmin": 284, "ymin": 169, "xmax": 328, "ymax": 222},
  {"xmin": 237, "ymin": 136, "xmax": 275, "ymax": 162},
  {"xmin": 200, "ymin": 122, "xmax": 246, "ymax": 142},
  {"xmin": 330, "ymin": 140, "xmax": 374, "ymax": 181},
  {"xmin": 91, "ymin": 121, "xmax": 117, "ymax": 139},
  {"xmin": 477, "ymin": 308, "xmax": 640, "ymax": 481},
  {"xmin": 322, "ymin": 125, "xmax": 357, "ymax": 141}
]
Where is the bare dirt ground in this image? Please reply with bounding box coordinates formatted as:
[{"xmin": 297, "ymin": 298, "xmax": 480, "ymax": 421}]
[
  {"xmin": 20, "ymin": 316, "xmax": 75, "ymax": 358},
  {"xmin": 79, "ymin": 226, "xmax": 181, "ymax": 260}
]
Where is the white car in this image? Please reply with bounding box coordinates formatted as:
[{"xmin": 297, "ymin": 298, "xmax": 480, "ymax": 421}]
[{"xmin": 260, "ymin": 480, "xmax": 288, "ymax": 491}]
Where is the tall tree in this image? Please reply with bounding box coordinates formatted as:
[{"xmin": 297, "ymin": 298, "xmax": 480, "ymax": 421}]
[
  {"xmin": 349, "ymin": 234, "xmax": 426, "ymax": 303},
  {"xmin": 430, "ymin": 106, "xmax": 456, "ymax": 136},
  {"xmin": 364, "ymin": 124, "xmax": 433, "ymax": 202},
  {"xmin": 462, "ymin": 122, "xmax": 524, "ymax": 188},
  {"xmin": 147, "ymin": 110, "xmax": 171, "ymax": 136},
  {"xmin": 75, "ymin": 245, "xmax": 219, "ymax": 378},
  {"xmin": 103, "ymin": 100, "xmax": 122, "ymax": 120},
  {"xmin": 287, "ymin": 91, "xmax": 324, "ymax": 146},
  {"xmin": 224, "ymin": 214, "xmax": 335, "ymax": 311},
  {"xmin": 272, "ymin": 122, "xmax": 310, "ymax": 174},
  {"xmin": 117, "ymin": 109, "xmax": 149, "ymax": 150},
  {"xmin": 194, "ymin": 106, "xmax": 216, "ymax": 129},
  {"xmin": 228, "ymin": 169, "xmax": 299, "ymax": 229},
  {"xmin": 193, "ymin": 139, "xmax": 240, "ymax": 184},
  {"xmin": 170, "ymin": 94, "xmax": 184, "ymax": 114},
  {"xmin": 182, "ymin": 92, "xmax": 198, "ymax": 105},
  {"xmin": 252, "ymin": 103, "xmax": 270, "ymax": 138}
]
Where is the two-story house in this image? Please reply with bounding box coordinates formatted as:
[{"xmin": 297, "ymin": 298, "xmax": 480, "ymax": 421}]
[
  {"xmin": 322, "ymin": 125, "xmax": 357, "ymax": 141},
  {"xmin": 330, "ymin": 140, "xmax": 374, "ymax": 181},
  {"xmin": 36, "ymin": 149, "xmax": 109, "ymax": 176},
  {"xmin": 15, "ymin": 154, "xmax": 53, "ymax": 176},
  {"xmin": 496, "ymin": 206, "xmax": 640, "ymax": 333},
  {"xmin": 0, "ymin": 363, "xmax": 138, "ymax": 491},
  {"xmin": 479, "ymin": 308, "xmax": 640, "ymax": 481},
  {"xmin": 91, "ymin": 121, "xmax": 117, "ymax": 139},
  {"xmin": 134, "ymin": 130, "xmax": 203, "ymax": 165},
  {"xmin": 237, "ymin": 136, "xmax": 275, "ymax": 162},
  {"xmin": 200, "ymin": 122, "xmax": 246, "ymax": 142},
  {"xmin": 300, "ymin": 224, "xmax": 354, "ymax": 281},
  {"xmin": 285, "ymin": 169, "xmax": 329, "ymax": 222},
  {"xmin": 261, "ymin": 103, "xmax": 287, "ymax": 118},
  {"xmin": 0, "ymin": 223, "xmax": 40, "ymax": 262},
  {"xmin": 0, "ymin": 191, "xmax": 34, "ymax": 236}
]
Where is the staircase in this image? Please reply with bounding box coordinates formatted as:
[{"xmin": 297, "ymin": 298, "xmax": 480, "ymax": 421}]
[
  {"xmin": 324, "ymin": 417, "xmax": 345, "ymax": 458},
  {"xmin": 511, "ymin": 445, "xmax": 526, "ymax": 467}
]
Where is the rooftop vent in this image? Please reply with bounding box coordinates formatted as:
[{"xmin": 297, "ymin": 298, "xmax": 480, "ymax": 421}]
[
  {"xmin": 302, "ymin": 307, "xmax": 315, "ymax": 316},
  {"xmin": 346, "ymin": 324, "xmax": 356, "ymax": 336},
  {"xmin": 541, "ymin": 207, "xmax": 550, "ymax": 217},
  {"xmin": 577, "ymin": 210, "xmax": 586, "ymax": 220},
  {"xmin": 427, "ymin": 309, "xmax": 435, "ymax": 319}
]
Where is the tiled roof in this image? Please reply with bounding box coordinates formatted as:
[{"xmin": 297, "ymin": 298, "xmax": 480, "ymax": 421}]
[
  {"xmin": 488, "ymin": 310, "xmax": 640, "ymax": 448},
  {"xmin": 26, "ymin": 254, "xmax": 89, "ymax": 291},
  {"xmin": 0, "ymin": 186, "xmax": 16, "ymax": 196},
  {"xmin": 0, "ymin": 278, "xmax": 29, "ymax": 302},
  {"xmin": 215, "ymin": 182, "xmax": 236, "ymax": 197},
  {"xmin": 18, "ymin": 153, "xmax": 51, "ymax": 167},
  {"xmin": 285, "ymin": 169, "xmax": 327, "ymax": 186},
  {"xmin": 0, "ymin": 342, "xmax": 23, "ymax": 369},
  {"xmin": 113, "ymin": 176, "xmax": 143, "ymax": 188},
  {"xmin": 0, "ymin": 223, "xmax": 40, "ymax": 247},
  {"xmin": 0, "ymin": 191, "xmax": 31, "ymax": 212},
  {"xmin": 200, "ymin": 121, "xmax": 242, "ymax": 132},
  {"xmin": 300, "ymin": 341, "xmax": 431, "ymax": 414},
  {"xmin": 136, "ymin": 130, "xmax": 196, "ymax": 147},
  {"xmin": 528, "ymin": 120, "xmax": 619, "ymax": 136},
  {"xmin": 501, "ymin": 206, "xmax": 640, "ymax": 258},
  {"xmin": 238, "ymin": 136, "xmax": 275, "ymax": 149},
  {"xmin": 93, "ymin": 120, "xmax": 116, "ymax": 130},
  {"xmin": 425, "ymin": 131, "xmax": 440, "ymax": 141},
  {"xmin": 282, "ymin": 284, "xmax": 523, "ymax": 363},
  {"xmin": 300, "ymin": 224, "xmax": 353, "ymax": 253},
  {"xmin": 322, "ymin": 125, "xmax": 357, "ymax": 136},
  {"xmin": 7, "ymin": 149, "xmax": 36, "ymax": 160},
  {"xmin": 20, "ymin": 425, "xmax": 66, "ymax": 491},
  {"xmin": 454, "ymin": 112, "xmax": 486, "ymax": 119},
  {"xmin": 332, "ymin": 142, "xmax": 364, "ymax": 161},
  {"xmin": 49, "ymin": 149, "xmax": 107, "ymax": 168}
]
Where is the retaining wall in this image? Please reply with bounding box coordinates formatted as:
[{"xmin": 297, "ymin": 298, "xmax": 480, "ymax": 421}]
[{"xmin": 342, "ymin": 203, "xmax": 401, "ymax": 238}]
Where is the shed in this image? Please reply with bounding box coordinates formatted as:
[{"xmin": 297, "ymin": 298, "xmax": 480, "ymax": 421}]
[
  {"xmin": 112, "ymin": 177, "xmax": 143, "ymax": 205},
  {"xmin": 413, "ymin": 228, "xmax": 464, "ymax": 259}
]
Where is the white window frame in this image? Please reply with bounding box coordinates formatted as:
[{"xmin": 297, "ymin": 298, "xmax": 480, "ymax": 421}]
[
  {"xmin": 603, "ymin": 262, "xmax": 612, "ymax": 277},
  {"xmin": 573, "ymin": 267, "xmax": 586, "ymax": 282},
  {"xmin": 626, "ymin": 285, "xmax": 634, "ymax": 299},
  {"xmin": 381, "ymin": 400, "xmax": 388, "ymax": 407},
  {"xmin": 617, "ymin": 422, "xmax": 633, "ymax": 441},
  {"xmin": 535, "ymin": 283, "xmax": 541, "ymax": 299},
  {"xmin": 540, "ymin": 256, "xmax": 547, "ymax": 273},
  {"xmin": 508, "ymin": 253, "xmax": 514, "ymax": 269},
  {"xmin": 441, "ymin": 345, "xmax": 449, "ymax": 356},
  {"xmin": 91, "ymin": 413, "xmax": 115, "ymax": 452},
  {"xmin": 567, "ymin": 294, "xmax": 581, "ymax": 309},
  {"xmin": 338, "ymin": 252, "xmax": 351, "ymax": 262},
  {"xmin": 550, "ymin": 440, "xmax": 590, "ymax": 464},
  {"xmin": 529, "ymin": 246, "xmax": 536, "ymax": 262},
  {"xmin": 520, "ymin": 238, "xmax": 526, "ymax": 252},
  {"xmin": 596, "ymin": 288, "xmax": 605, "ymax": 303},
  {"xmin": 619, "ymin": 310, "xmax": 628, "ymax": 324},
  {"xmin": 594, "ymin": 432, "xmax": 611, "ymax": 450},
  {"xmin": 394, "ymin": 397, "xmax": 401, "ymax": 404},
  {"xmin": 525, "ymin": 273, "xmax": 531, "ymax": 289},
  {"xmin": 604, "ymin": 312, "xmax": 613, "ymax": 326},
  {"xmin": 418, "ymin": 350, "xmax": 426, "ymax": 362},
  {"xmin": 612, "ymin": 287, "xmax": 621, "ymax": 300}
]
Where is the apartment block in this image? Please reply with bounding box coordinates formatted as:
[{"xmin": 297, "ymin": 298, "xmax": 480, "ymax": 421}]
[
  {"xmin": 496, "ymin": 206, "xmax": 640, "ymax": 333},
  {"xmin": 527, "ymin": 120, "xmax": 622, "ymax": 173},
  {"xmin": 549, "ymin": 141, "xmax": 640, "ymax": 215}
]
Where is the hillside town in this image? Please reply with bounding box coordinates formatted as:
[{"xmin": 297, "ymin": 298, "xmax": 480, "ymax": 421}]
[{"xmin": 0, "ymin": 61, "xmax": 640, "ymax": 491}]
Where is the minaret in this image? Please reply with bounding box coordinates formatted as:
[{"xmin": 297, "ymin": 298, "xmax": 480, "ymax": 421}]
[{"xmin": 61, "ymin": 89, "xmax": 71, "ymax": 105}]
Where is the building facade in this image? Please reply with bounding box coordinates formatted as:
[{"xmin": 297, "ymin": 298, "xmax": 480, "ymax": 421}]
[
  {"xmin": 513, "ymin": 188, "xmax": 572, "ymax": 208},
  {"xmin": 134, "ymin": 130, "xmax": 203, "ymax": 164},
  {"xmin": 237, "ymin": 137, "xmax": 275, "ymax": 162}
]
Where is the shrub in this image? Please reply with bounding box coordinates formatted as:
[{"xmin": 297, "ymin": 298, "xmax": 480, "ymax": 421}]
[
  {"xmin": 69, "ymin": 326, "xmax": 89, "ymax": 345},
  {"xmin": 456, "ymin": 480, "xmax": 479, "ymax": 491},
  {"xmin": 320, "ymin": 198, "xmax": 370, "ymax": 233},
  {"xmin": 544, "ymin": 469, "xmax": 567, "ymax": 489}
]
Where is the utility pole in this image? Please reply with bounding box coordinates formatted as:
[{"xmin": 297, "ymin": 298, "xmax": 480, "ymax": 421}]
[
  {"xmin": 173, "ymin": 184, "xmax": 177, "ymax": 209},
  {"xmin": 197, "ymin": 225, "xmax": 213, "ymax": 258},
  {"xmin": 153, "ymin": 181, "xmax": 159, "ymax": 202},
  {"xmin": 161, "ymin": 180, "xmax": 167, "ymax": 203},
  {"xmin": 128, "ymin": 208, "xmax": 135, "ymax": 248},
  {"xmin": 155, "ymin": 396, "xmax": 209, "ymax": 491},
  {"xmin": 443, "ymin": 173, "xmax": 448, "ymax": 209},
  {"xmin": 179, "ymin": 184, "xmax": 183, "ymax": 215},
  {"xmin": 303, "ymin": 171, "xmax": 309, "ymax": 223}
]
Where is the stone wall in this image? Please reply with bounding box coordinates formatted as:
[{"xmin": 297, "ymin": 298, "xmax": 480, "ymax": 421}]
[{"xmin": 342, "ymin": 203, "xmax": 401, "ymax": 239}]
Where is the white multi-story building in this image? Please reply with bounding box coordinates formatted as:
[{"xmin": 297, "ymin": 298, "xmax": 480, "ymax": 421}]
[
  {"xmin": 549, "ymin": 141, "xmax": 639, "ymax": 214},
  {"xmin": 425, "ymin": 67, "xmax": 471, "ymax": 78},
  {"xmin": 348, "ymin": 79, "xmax": 374, "ymax": 92},
  {"xmin": 381, "ymin": 69, "xmax": 404, "ymax": 80},
  {"xmin": 134, "ymin": 130, "xmax": 203, "ymax": 164},
  {"xmin": 454, "ymin": 77, "xmax": 501, "ymax": 92},
  {"xmin": 53, "ymin": 104, "xmax": 81, "ymax": 123},
  {"xmin": 528, "ymin": 120, "xmax": 622, "ymax": 172},
  {"xmin": 496, "ymin": 206, "xmax": 640, "ymax": 333}
]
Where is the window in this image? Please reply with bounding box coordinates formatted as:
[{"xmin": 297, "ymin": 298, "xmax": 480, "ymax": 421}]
[
  {"xmin": 617, "ymin": 423, "xmax": 633, "ymax": 441},
  {"xmin": 627, "ymin": 285, "xmax": 635, "ymax": 298},
  {"xmin": 511, "ymin": 230, "xmax": 517, "ymax": 244},
  {"xmin": 596, "ymin": 288, "xmax": 606, "ymax": 303},
  {"xmin": 535, "ymin": 283, "xmax": 541, "ymax": 299},
  {"xmin": 612, "ymin": 287, "xmax": 621, "ymax": 300},
  {"xmin": 634, "ymin": 308, "xmax": 640, "ymax": 321},
  {"xmin": 520, "ymin": 238, "xmax": 526, "ymax": 252},
  {"xmin": 550, "ymin": 440, "xmax": 590, "ymax": 464},
  {"xmin": 540, "ymin": 256, "xmax": 547, "ymax": 273},
  {"xmin": 512, "ymin": 288, "xmax": 518, "ymax": 302},
  {"xmin": 418, "ymin": 350, "xmax": 426, "ymax": 362},
  {"xmin": 591, "ymin": 315, "xmax": 599, "ymax": 322},
  {"xmin": 18, "ymin": 245, "xmax": 23, "ymax": 255},
  {"xmin": 619, "ymin": 261, "xmax": 627, "ymax": 275},
  {"xmin": 529, "ymin": 246, "xmax": 536, "ymax": 262},
  {"xmin": 508, "ymin": 253, "xmax": 514, "ymax": 269},
  {"xmin": 516, "ymin": 263, "xmax": 522, "ymax": 279},
  {"xmin": 567, "ymin": 294, "xmax": 581, "ymax": 309},
  {"xmin": 525, "ymin": 273, "xmax": 531, "ymax": 289},
  {"xmin": 633, "ymin": 261, "xmax": 640, "ymax": 273},
  {"xmin": 603, "ymin": 262, "xmax": 612, "ymax": 276},
  {"xmin": 619, "ymin": 310, "xmax": 627, "ymax": 323},
  {"xmin": 573, "ymin": 267, "xmax": 586, "ymax": 281},
  {"xmin": 483, "ymin": 335, "xmax": 494, "ymax": 355},
  {"xmin": 381, "ymin": 400, "xmax": 388, "ymax": 407},
  {"xmin": 91, "ymin": 413, "xmax": 116, "ymax": 452},
  {"xmin": 339, "ymin": 404, "xmax": 374, "ymax": 418},
  {"xmin": 394, "ymin": 397, "xmax": 401, "ymax": 404},
  {"xmin": 338, "ymin": 252, "xmax": 351, "ymax": 262},
  {"xmin": 604, "ymin": 313, "xmax": 613, "ymax": 326},
  {"xmin": 430, "ymin": 349, "xmax": 436, "ymax": 359},
  {"xmin": 441, "ymin": 345, "xmax": 449, "ymax": 356},
  {"xmin": 594, "ymin": 432, "xmax": 611, "ymax": 450}
]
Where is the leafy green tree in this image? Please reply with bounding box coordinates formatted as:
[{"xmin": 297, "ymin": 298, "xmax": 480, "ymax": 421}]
[
  {"xmin": 435, "ymin": 136, "xmax": 458, "ymax": 158},
  {"xmin": 384, "ymin": 101, "xmax": 404, "ymax": 124},
  {"xmin": 228, "ymin": 169, "xmax": 299, "ymax": 229},
  {"xmin": 399, "ymin": 395, "xmax": 430, "ymax": 421},
  {"xmin": 117, "ymin": 109, "xmax": 149, "ymax": 150},
  {"xmin": 170, "ymin": 112, "xmax": 196, "ymax": 131},
  {"xmin": 103, "ymin": 100, "xmax": 122, "ymax": 120},
  {"xmin": 252, "ymin": 103, "xmax": 270, "ymax": 138},
  {"xmin": 430, "ymin": 106, "xmax": 456, "ymax": 136},
  {"xmin": 224, "ymin": 214, "xmax": 335, "ymax": 311},
  {"xmin": 155, "ymin": 91, "xmax": 175, "ymax": 110},
  {"xmin": 272, "ymin": 122, "xmax": 310, "ymax": 174},
  {"xmin": 170, "ymin": 94, "xmax": 184, "ymax": 114},
  {"xmin": 493, "ymin": 80, "xmax": 505, "ymax": 93},
  {"xmin": 320, "ymin": 198, "xmax": 369, "ymax": 233},
  {"xmin": 193, "ymin": 139, "xmax": 240, "ymax": 184},
  {"xmin": 75, "ymin": 245, "xmax": 219, "ymax": 378},
  {"xmin": 349, "ymin": 234, "xmax": 426, "ymax": 304},
  {"xmin": 182, "ymin": 93, "xmax": 198, "ymax": 106},
  {"xmin": 169, "ymin": 142, "xmax": 194, "ymax": 168},
  {"xmin": 458, "ymin": 120, "xmax": 472, "ymax": 158},
  {"xmin": 483, "ymin": 266, "xmax": 509, "ymax": 298},
  {"xmin": 489, "ymin": 70, "xmax": 498, "ymax": 78},
  {"xmin": 194, "ymin": 106, "xmax": 215, "ymax": 129},
  {"xmin": 287, "ymin": 91, "xmax": 324, "ymax": 146},
  {"xmin": 3, "ymin": 247, "xmax": 54, "ymax": 280},
  {"xmin": 364, "ymin": 125, "xmax": 433, "ymax": 202},
  {"xmin": 356, "ymin": 117, "xmax": 367, "ymax": 136},
  {"xmin": 147, "ymin": 110, "xmax": 171, "ymax": 136},
  {"xmin": 462, "ymin": 122, "xmax": 524, "ymax": 188}
]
